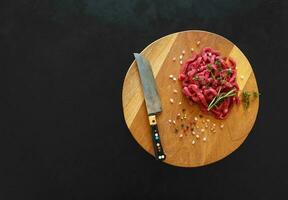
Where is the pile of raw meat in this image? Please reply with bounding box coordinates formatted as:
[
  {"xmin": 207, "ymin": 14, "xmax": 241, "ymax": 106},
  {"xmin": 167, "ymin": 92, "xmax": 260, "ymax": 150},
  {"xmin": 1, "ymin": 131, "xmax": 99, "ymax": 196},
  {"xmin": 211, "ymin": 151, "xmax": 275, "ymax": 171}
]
[{"xmin": 179, "ymin": 47, "xmax": 239, "ymax": 119}]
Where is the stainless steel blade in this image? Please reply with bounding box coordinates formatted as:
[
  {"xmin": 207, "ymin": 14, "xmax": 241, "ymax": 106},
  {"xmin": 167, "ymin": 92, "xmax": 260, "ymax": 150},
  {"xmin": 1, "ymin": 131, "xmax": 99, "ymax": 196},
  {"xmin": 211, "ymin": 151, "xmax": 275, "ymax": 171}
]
[{"xmin": 134, "ymin": 53, "xmax": 162, "ymax": 115}]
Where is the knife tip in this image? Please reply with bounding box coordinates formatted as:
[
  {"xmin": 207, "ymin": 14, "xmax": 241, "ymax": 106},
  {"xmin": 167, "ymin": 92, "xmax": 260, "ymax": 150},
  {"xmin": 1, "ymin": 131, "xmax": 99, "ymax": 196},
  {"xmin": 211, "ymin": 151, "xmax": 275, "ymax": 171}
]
[{"xmin": 133, "ymin": 53, "xmax": 139, "ymax": 58}]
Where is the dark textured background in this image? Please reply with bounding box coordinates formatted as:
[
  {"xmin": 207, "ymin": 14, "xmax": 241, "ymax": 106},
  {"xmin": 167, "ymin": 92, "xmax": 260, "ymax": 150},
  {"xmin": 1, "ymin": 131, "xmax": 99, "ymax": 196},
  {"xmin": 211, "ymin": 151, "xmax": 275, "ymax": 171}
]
[{"xmin": 0, "ymin": 0, "xmax": 287, "ymax": 199}]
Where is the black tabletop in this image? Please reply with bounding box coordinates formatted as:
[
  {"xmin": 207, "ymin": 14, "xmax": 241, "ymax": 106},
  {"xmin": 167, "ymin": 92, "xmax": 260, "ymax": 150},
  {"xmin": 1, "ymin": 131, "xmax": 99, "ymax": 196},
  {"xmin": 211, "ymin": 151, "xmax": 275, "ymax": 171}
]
[{"xmin": 0, "ymin": 0, "xmax": 287, "ymax": 199}]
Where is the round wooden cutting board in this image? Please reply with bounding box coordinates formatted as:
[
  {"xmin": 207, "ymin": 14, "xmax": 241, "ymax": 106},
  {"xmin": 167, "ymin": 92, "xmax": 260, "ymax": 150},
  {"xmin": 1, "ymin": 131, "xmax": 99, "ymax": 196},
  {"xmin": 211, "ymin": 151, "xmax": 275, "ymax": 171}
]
[{"xmin": 122, "ymin": 30, "xmax": 259, "ymax": 167}]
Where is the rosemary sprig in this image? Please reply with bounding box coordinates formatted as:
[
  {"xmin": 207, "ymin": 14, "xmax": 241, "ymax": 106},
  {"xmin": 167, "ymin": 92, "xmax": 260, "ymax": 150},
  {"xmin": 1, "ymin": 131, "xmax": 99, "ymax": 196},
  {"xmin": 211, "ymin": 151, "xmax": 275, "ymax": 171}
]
[
  {"xmin": 210, "ymin": 71, "xmax": 216, "ymax": 80},
  {"xmin": 207, "ymin": 88, "xmax": 236, "ymax": 111},
  {"xmin": 209, "ymin": 87, "xmax": 222, "ymax": 108}
]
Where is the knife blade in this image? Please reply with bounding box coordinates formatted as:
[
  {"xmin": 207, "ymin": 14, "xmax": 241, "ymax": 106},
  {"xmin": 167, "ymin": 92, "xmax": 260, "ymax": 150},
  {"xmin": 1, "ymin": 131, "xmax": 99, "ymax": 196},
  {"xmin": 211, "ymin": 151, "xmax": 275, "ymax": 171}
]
[{"xmin": 134, "ymin": 53, "xmax": 166, "ymax": 161}]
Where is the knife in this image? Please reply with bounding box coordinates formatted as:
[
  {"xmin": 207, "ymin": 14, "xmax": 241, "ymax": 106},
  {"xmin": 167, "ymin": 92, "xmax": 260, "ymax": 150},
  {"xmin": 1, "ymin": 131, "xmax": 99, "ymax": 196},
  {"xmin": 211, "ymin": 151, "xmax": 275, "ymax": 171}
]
[{"xmin": 133, "ymin": 53, "xmax": 166, "ymax": 161}]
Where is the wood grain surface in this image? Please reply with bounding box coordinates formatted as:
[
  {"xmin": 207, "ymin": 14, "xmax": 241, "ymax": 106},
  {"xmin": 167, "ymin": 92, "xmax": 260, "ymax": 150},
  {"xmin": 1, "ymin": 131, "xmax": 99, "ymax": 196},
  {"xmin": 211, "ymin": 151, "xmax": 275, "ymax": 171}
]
[{"xmin": 122, "ymin": 30, "xmax": 259, "ymax": 167}]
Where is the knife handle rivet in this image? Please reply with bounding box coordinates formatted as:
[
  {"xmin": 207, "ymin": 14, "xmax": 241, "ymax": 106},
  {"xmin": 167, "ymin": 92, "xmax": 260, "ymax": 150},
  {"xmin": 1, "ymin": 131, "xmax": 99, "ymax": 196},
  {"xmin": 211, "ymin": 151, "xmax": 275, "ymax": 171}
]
[
  {"xmin": 155, "ymin": 133, "xmax": 158, "ymax": 137},
  {"xmin": 148, "ymin": 116, "xmax": 157, "ymax": 125},
  {"xmin": 156, "ymin": 143, "xmax": 160, "ymax": 147}
]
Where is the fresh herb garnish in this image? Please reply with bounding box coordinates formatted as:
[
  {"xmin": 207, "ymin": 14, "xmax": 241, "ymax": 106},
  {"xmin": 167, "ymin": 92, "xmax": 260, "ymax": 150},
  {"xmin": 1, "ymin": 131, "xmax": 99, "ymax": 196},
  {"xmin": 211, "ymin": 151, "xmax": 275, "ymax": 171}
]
[
  {"xmin": 193, "ymin": 75, "xmax": 199, "ymax": 81},
  {"xmin": 216, "ymin": 76, "xmax": 222, "ymax": 80},
  {"xmin": 227, "ymin": 68, "xmax": 233, "ymax": 75},
  {"xmin": 242, "ymin": 91, "xmax": 260, "ymax": 109},
  {"xmin": 221, "ymin": 80, "xmax": 226, "ymax": 85},
  {"xmin": 253, "ymin": 91, "xmax": 261, "ymax": 98},
  {"xmin": 206, "ymin": 63, "xmax": 216, "ymax": 79},
  {"xmin": 215, "ymin": 60, "xmax": 221, "ymax": 67},
  {"xmin": 206, "ymin": 82, "xmax": 212, "ymax": 87},
  {"xmin": 208, "ymin": 88, "xmax": 236, "ymax": 111},
  {"xmin": 242, "ymin": 91, "xmax": 251, "ymax": 109},
  {"xmin": 210, "ymin": 70, "xmax": 216, "ymax": 80},
  {"xmin": 207, "ymin": 64, "xmax": 212, "ymax": 71},
  {"xmin": 211, "ymin": 73, "xmax": 216, "ymax": 80}
]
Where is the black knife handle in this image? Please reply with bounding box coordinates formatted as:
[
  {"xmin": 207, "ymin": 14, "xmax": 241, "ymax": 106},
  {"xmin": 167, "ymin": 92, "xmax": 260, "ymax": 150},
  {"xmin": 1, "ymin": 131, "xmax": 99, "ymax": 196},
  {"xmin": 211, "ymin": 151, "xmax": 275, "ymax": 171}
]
[{"xmin": 148, "ymin": 115, "xmax": 166, "ymax": 161}]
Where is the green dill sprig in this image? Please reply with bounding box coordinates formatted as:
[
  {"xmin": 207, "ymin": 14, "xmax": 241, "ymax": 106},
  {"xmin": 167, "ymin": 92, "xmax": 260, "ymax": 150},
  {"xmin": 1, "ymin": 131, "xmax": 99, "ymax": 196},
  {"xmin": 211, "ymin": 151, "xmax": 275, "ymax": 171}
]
[
  {"xmin": 242, "ymin": 91, "xmax": 250, "ymax": 109},
  {"xmin": 253, "ymin": 91, "xmax": 261, "ymax": 98},
  {"xmin": 242, "ymin": 91, "xmax": 261, "ymax": 109}
]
